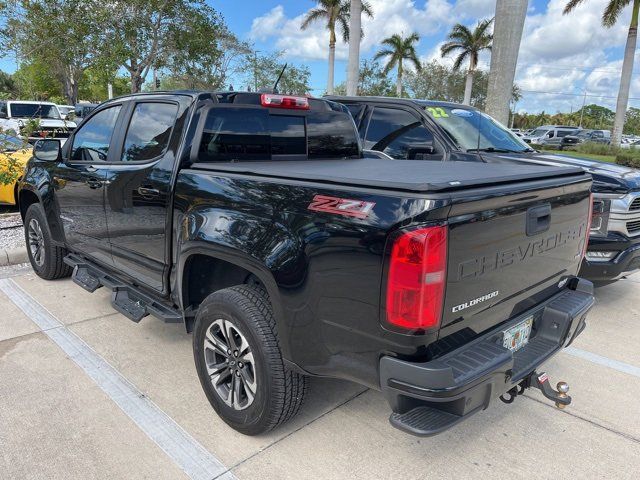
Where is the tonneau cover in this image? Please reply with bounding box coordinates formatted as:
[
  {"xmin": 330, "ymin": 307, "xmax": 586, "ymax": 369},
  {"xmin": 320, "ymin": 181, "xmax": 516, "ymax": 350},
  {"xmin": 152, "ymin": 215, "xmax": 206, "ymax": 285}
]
[{"xmin": 191, "ymin": 158, "xmax": 586, "ymax": 193}]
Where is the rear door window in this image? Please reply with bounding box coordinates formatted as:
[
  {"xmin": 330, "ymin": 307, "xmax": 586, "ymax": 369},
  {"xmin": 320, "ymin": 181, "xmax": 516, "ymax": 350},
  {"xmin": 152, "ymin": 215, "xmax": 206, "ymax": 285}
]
[
  {"xmin": 199, "ymin": 108, "xmax": 270, "ymax": 161},
  {"xmin": 121, "ymin": 102, "xmax": 178, "ymax": 162}
]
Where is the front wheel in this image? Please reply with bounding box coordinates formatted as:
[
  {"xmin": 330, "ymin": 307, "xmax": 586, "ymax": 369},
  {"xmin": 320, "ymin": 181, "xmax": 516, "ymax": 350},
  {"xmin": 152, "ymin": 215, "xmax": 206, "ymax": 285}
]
[
  {"xmin": 24, "ymin": 203, "xmax": 72, "ymax": 280},
  {"xmin": 193, "ymin": 285, "xmax": 307, "ymax": 435}
]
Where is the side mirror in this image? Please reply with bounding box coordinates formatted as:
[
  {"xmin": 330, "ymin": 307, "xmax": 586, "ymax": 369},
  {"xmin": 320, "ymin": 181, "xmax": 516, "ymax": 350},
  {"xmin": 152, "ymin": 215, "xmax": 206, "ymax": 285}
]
[
  {"xmin": 407, "ymin": 142, "xmax": 435, "ymax": 160},
  {"xmin": 0, "ymin": 111, "xmax": 7, "ymax": 119},
  {"xmin": 33, "ymin": 139, "xmax": 61, "ymax": 162}
]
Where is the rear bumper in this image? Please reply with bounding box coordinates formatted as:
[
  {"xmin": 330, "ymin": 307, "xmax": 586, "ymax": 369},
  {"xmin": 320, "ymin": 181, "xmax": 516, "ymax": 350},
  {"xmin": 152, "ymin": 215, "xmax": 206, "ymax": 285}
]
[
  {"xmin": 379, "ymin": 278, "xmax": 595, "ymax": 436},
  {"xmin": 580, "ymin": 236, "xmax": 640, "ymax": 282}
]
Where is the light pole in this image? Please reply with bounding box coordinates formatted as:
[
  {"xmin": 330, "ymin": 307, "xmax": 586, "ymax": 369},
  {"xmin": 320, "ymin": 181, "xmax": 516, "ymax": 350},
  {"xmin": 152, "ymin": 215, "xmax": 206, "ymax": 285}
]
[{"xmin": 579, "ymin": 90, "xmax": 587, "ymax": 128}]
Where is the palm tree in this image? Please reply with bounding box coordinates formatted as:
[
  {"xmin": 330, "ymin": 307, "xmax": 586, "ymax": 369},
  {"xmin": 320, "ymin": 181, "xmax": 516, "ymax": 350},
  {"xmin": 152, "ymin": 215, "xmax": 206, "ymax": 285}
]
[
  {"xmin": 441, "ymin": 19, "xmax": 493, "ymax": 105},
  {"xmin": 301, "ymin": 0, "xmax": 373, "ymax": 95},
  {"xmin": 564, "ymin": 0, "xmax": 640, "ymax": 147},
  {"xmin": 374, "ymin": 33, "xmax": 421, "ymax": 97}
]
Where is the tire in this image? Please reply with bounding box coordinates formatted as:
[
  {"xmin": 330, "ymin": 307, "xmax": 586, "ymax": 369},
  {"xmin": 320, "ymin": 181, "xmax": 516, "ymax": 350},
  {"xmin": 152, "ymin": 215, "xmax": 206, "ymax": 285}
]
[
  {"xmin": 24, "ymin": 203, "xmax": 72, "ymax": 280},
  {"xmin": 193, "ymin": 285, "xmax": 307, "ymax": 435}
]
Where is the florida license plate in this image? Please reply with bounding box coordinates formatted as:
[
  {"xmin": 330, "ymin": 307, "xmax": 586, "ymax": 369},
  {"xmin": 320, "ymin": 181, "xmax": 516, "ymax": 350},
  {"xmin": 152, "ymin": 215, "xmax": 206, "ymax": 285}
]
[{"xmin": 502, "ymin": 317, "xmax": 533, "ymax": 352}]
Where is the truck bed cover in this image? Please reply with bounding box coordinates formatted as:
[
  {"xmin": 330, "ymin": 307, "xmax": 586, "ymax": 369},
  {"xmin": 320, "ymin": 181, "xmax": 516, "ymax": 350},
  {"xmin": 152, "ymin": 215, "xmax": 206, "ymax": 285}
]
[{"xmin": 191, "ymin": 158, "xmax": 586, "ymax": 193}]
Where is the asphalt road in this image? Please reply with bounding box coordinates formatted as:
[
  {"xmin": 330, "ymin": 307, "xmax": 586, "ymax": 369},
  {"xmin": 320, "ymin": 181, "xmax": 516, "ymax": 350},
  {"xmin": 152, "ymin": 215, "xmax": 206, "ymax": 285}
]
[{"xmin": 1, "ymin": 263, "xmax": 639, "ymax": 479}]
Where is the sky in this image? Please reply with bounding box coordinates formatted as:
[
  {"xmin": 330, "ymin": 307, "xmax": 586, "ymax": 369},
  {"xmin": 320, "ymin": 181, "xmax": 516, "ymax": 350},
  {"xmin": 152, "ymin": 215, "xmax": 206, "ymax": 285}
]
[{"xmin": 2, "ymin": 0, "xmax": 639, "ymax": 114}]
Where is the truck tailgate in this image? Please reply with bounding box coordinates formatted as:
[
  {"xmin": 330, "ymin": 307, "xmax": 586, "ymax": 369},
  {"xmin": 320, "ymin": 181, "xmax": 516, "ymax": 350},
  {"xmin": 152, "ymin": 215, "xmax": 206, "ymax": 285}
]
[{"xmin": 440, "ymin": 176, "xmax": 592, "ymax": 338}]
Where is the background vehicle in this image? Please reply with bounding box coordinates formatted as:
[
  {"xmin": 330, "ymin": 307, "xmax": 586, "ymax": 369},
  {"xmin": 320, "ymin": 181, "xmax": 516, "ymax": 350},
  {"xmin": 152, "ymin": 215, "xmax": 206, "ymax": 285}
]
[
  {"xmin": 561, "ymin": 129, "xmax": 611, "ymax": 149},
  {"xmin": 57, "ymin": 105, "xmax": 75, "ymax": 120},
  {"xmin": 74, "ymin": 103, "xmax": 98, "ymax": 122},
  {"xmin": 19, "ymin": 91, "xmax": 594, "ymax": 437},
  {"xmin": 522, "ymin": 125, "xmax": 578, "ymax": 145},
  {"xmin": 329, "ymin": 95, "xmax": 640, "ymax": 285},
  {"xmin": 0, "ymin": 132, "xmax": 31, "ymax": 205},
  {"xmin": 0, "ymin": 100, "xmax": 77, "ymax": 143}
]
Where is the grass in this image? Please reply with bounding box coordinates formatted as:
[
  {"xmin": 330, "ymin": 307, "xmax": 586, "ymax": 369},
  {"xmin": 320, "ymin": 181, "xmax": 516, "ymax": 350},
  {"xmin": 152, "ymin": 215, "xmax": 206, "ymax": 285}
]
[{"xmin": 551, "ymin": 150, "xmax": 616, "ymax": 163}]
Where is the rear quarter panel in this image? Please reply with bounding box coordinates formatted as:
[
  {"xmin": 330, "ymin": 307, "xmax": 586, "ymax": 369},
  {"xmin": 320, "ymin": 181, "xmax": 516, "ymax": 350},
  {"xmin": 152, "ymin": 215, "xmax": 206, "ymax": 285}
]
[{"xmin": 173, "ymin": 170, "xmax": 449, "ymax": 387}]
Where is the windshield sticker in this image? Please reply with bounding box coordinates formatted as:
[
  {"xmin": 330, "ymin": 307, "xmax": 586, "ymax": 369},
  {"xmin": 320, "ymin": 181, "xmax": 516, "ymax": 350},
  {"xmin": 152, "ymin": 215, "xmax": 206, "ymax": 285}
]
[
  {"xmin": 426, "ymin": 107, "xmax": 449, "ymax": 119},
  {"xmin": 451, "ymin": 109, "xmax": 474, "ymax": 118}
]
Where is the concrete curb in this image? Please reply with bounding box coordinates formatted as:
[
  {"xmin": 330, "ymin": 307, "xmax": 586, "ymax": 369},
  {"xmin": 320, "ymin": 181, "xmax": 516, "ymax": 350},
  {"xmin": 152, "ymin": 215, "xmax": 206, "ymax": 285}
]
[{"xmin": 0, "ymin": 247, "xmax": 29, "ymax": 267}]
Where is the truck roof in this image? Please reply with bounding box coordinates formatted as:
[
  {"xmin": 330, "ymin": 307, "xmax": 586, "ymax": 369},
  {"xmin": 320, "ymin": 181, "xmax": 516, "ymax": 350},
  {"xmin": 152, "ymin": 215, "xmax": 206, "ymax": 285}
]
[{"xmin": 325, "ymin": 95, "xmax": 472, "ymax": 111}]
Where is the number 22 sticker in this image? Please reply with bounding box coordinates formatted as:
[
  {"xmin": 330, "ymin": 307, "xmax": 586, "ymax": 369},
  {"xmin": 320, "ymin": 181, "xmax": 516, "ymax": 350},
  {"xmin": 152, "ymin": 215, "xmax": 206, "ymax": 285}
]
[{"xmin": 427, "ymin": 107, "xmax": 449, "ymax": 119}]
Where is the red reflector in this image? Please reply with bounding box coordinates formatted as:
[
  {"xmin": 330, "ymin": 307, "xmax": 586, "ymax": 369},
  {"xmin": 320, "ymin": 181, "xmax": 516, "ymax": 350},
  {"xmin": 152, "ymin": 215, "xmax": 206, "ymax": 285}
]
[
  {"xmin": 386, "ymin": 225, "xmax": 448, "ymax": 331},
  {"xmin": 261, "ymin": 93, "xmax": 310, "ymax": 110}
]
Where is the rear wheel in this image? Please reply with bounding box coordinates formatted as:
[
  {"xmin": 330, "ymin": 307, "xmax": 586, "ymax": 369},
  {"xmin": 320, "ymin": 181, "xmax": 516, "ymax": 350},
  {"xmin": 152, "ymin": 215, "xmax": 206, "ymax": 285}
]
[
  {"xmin": 24, "ymin": 203, "xmax": 72, "ymax": 280},
  {"xmin": 193, "ymin": 285, "xmax": 307, "ymax": 435}
]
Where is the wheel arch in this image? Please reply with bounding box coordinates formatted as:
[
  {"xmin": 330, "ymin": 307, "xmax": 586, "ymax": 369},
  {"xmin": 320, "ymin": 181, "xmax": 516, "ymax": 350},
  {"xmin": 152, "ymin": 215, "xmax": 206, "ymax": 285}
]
[{"xmin": 178, "ymin": 248, "xmax": 285, "ymax": 339}]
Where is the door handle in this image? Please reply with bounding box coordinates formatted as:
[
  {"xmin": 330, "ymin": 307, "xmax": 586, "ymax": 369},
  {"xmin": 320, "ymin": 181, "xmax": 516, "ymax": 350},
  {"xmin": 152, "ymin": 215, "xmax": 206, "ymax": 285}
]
[
  {"xmin": 526, "ymin": 204, "xmax": 551, "ymax": 236},
  {"xmin": 137, "ymin": 186, "xmax": 160, "ymax": 198},
  {"xmin": 86, "ymin": 165, "xmax": 98, "ymax": 173}
]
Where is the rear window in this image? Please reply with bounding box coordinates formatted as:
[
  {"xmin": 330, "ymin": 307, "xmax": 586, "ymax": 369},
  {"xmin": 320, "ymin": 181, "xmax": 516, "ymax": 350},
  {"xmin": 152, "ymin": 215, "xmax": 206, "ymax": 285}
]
[{"xmin": 198, "ymin": 107, "xmax": 359, "ymax": 162}]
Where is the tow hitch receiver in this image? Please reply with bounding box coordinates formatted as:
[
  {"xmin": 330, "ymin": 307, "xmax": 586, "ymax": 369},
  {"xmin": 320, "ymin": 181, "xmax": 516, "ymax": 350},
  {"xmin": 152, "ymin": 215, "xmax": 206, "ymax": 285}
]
[{"xmin": 500, "ymin": 372, "xmax": 571, "ymax": 409}]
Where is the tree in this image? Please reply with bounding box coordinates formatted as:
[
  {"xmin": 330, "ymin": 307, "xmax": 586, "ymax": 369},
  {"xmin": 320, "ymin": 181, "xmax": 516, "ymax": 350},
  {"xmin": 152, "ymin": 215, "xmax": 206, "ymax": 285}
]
[
  {"xmin": 239, "ymin": 52, "xmax": 311, "ymax": 95},
  {"xmin": 374, "ymin": 33, "xmax": 421, "ymax": 97},
  {"xmin": 346, "ymin": 0, "xmax": 370, "ymax": 95},
  {"xmin": 564, "ymin": 0, "xmax": 640, "ymax": 147},
  {"xmin": 165, "ymin": 12, "xmax": 250, "ymax": 90},
  {"xmin": 301, "ymin": 1, "xmax": 372, "ymax": 95},
  {"xmin": 334, "ymin": 60, "xmax": 395, "ymax": 96},
  {"xmin": 1, "ymin": 0, "xmax": 108, "ymax": 104},
  {"xmin": 11, "ymin": 60, "xmax": 62, "ymax": 102},
  {"xmin": 441, "ymin": 19, "xmax": 493, "ymax": 105},
  {"xmin": 0, "ymin": 71, "xmax": 17, "ymax": 99},
  {"xmin": 105, "ymin": 0, "xmax": 227, "ymax": 93},
  {"xmin": 485, "ymin": 0, "xmax": 528, "ymax": 124},
  {"xmin": 78, "ymin": 69, "xmax": 130, "ymax": 102},
  {"xmin": 405, "ymin": 60, "xmax": 489, "ymax": 107}
]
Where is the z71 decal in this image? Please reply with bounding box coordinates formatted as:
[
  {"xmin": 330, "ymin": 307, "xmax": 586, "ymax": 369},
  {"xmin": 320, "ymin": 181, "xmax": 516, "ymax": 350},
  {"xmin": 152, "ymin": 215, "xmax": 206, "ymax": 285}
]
[{"xmin": 308, "ymin": 195, "xmax": 376, "ymax": 219}]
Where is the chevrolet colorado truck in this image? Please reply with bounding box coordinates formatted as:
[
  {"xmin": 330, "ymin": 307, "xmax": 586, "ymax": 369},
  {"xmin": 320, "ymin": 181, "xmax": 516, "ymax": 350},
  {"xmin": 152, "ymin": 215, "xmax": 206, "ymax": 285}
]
[
  {"xmin": 328, "ymin": 95, "xmax": 640, "ymax": 285},
  {"xmin": 19, "ymin": 91, "xmax": 594, "ymax": 437}
]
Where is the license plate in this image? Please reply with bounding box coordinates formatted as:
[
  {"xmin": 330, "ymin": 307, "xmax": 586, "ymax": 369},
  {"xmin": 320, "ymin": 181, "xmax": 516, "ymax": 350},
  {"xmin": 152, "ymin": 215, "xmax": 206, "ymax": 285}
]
[{"xmin": 502, "ymin": 317, "xmax": 533, "ymax": 352}]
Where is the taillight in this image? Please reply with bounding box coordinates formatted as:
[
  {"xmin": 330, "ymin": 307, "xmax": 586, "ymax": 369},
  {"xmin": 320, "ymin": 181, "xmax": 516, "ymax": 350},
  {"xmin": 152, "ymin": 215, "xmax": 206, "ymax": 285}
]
[
  {"xmin": 385, "ymin": 225, "xmax": 448, "ymax": 331},
  {"xmin": 261, "ymin": 94, "xmax": 310, "ymax": 110},
  {"xmin": 583, "ymin": 193, "xmax": 594, "ymax": 259}
]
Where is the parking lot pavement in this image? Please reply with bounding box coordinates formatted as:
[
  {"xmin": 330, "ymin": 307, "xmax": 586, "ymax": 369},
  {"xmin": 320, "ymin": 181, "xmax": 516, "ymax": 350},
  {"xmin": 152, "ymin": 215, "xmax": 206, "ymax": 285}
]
[{"xmin": 2, "ymin": 269, "xmax": 640, "ymax": 480}]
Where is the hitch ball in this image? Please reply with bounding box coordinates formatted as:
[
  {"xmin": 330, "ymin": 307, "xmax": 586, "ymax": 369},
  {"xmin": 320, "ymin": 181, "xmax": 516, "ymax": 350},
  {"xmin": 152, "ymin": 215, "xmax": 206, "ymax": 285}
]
[{"xmin": 555, "ymin": 382, "xmax": 569, "ymax": 409}]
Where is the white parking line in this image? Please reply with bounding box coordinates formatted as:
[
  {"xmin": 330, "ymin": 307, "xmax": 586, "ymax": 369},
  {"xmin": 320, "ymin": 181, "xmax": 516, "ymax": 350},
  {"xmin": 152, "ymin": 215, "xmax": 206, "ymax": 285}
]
[
  {"xmin": 565, "ymin": 347, "xmax": 640, "ymax": 379},
  {"xmin": 0, "ymin": 278, "xmax": 236, "ymax": 480}
]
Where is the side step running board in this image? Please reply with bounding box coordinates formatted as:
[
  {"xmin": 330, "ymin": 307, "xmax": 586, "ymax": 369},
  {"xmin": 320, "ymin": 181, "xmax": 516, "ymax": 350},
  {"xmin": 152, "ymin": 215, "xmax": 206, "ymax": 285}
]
[{"xmin": 64, "ymin": 254, "xmax": 182, "ymax": 324}]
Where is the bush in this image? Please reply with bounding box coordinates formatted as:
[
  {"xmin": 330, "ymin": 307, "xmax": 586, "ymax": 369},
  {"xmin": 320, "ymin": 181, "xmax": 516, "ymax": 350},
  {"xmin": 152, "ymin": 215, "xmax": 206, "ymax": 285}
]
[
  {"xmin": 616, "ymin": 151, "xmax": 640, "ymax": 168},
  {"xmin": 575, "ymin": 142, "xmax": 619, "ymax": 156}
]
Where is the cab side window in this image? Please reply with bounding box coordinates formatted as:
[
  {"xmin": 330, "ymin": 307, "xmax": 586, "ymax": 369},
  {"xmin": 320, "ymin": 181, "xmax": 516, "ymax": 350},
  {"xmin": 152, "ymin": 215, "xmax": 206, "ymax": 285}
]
[
  {"xmin": 365, "ymin": 107, "xmax": 441, "ymax": 160},
  {"xmin": 121, "ymin": 103, "xmax": 178, "ymax": 162},
  {"xmin": 70, "ymin": 105, "xmax": 122, "ymax": 162}
]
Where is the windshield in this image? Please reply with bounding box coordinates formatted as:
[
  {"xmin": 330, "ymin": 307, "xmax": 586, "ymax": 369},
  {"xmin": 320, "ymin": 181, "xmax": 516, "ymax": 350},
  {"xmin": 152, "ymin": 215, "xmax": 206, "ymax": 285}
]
[
  {"xmin": 530, "ymin": 128, "xmax": 549, "ymax": 137},
  {"xmin": 10, "ymin": 103, "xmax": 61, "ymax": 119},
  {"xmin": 423, "ymin": 105, "xmax": 533, "ymax": 153},
  {"xmin": 575, "ymin": 130, "xmax": 592, "ymax": 138},
  {"xmin": 0, "ymin": 133, "xmax": 24, "ymax": 151}
]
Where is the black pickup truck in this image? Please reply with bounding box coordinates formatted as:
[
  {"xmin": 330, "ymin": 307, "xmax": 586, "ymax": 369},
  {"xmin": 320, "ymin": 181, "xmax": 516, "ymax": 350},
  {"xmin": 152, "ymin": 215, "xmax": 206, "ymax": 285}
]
[
  {"xmin": 19, "ymin": 91, "xmax": 594, "ymax": 437},
  {"xmin": 328, "ymin": 95, "xmax": 640, "ymax": 285}
]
